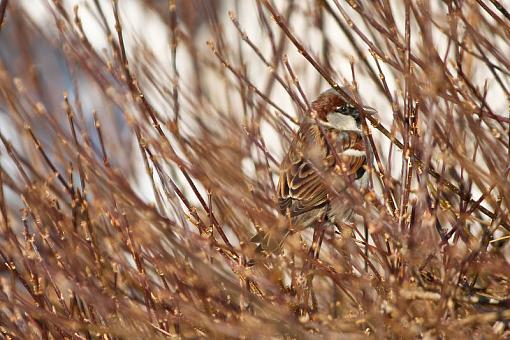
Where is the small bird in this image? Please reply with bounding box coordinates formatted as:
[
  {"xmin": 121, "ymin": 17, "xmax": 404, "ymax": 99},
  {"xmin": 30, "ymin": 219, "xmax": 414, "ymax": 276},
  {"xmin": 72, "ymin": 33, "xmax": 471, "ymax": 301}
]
[{"xmin": 252, "ymin": 87, "xmax": 375, "ymax": 252}]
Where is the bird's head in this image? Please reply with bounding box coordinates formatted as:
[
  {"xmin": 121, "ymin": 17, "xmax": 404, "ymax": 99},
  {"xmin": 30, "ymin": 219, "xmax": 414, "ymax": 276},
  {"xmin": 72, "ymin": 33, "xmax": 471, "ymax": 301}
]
[{"xmin": 311, "ymin": 87, "xmax": 376, "ymax": 131}]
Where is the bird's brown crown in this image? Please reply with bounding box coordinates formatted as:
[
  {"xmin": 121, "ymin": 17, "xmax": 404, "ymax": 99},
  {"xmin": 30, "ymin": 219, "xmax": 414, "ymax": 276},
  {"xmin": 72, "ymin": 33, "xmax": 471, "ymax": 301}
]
[{"xmin": 310, "ymin": 88, "xmax": 351, "ymax": 120}]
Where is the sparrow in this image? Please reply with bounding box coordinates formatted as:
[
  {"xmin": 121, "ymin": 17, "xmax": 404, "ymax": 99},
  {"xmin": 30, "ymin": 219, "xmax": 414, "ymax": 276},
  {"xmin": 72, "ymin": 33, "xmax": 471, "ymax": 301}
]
[{"xmin": 252, "ymin": 87, "xmax": 375, "ymax": 252}]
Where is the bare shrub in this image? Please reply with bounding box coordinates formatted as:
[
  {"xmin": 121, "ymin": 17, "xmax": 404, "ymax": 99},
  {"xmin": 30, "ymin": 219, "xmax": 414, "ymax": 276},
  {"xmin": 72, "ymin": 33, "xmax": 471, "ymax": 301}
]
[{"xmin": 0, "ymin": 0, "xmax": 509, "ymax": 338}]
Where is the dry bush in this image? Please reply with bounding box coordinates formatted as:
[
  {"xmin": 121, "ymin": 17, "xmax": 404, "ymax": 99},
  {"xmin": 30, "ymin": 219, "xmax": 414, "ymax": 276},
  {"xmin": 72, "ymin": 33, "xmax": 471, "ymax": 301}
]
[{"xmin": 0, "ymin": 0, "xmax": 510, "ymax": 338}]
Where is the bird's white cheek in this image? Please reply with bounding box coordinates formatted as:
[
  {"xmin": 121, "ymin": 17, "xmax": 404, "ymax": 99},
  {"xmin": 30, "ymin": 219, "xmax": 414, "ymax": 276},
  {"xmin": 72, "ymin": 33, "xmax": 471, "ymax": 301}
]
[{"xmin": 326, "ymin": 112, "xmax": 359, "ymax": 131}]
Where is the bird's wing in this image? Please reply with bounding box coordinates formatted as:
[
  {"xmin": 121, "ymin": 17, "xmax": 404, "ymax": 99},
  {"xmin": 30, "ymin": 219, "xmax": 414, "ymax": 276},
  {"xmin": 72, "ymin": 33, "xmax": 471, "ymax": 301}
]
[
  {"xmin": 278, "ymin": 157, "xmax": 329, "ymax": 217},
  {"xmin": 277, "ymin": 125, "xmax": 367, "ymax": 218},
  {"xmin": 277, "ymin": 124, "xmax": 328, "ymax": 218}
]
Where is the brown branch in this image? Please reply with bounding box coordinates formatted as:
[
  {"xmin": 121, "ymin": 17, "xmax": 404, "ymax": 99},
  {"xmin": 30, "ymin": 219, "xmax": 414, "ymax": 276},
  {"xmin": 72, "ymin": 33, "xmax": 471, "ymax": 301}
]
[{"xmin": 0, "ymin": 0, "xmax": 7, "ymax": 31}]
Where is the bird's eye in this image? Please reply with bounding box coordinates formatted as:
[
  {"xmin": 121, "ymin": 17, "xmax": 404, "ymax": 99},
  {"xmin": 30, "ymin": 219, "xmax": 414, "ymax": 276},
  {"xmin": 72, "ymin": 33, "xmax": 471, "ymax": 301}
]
[
  {"xmin": 335, "ymin": 105, "xmax": 355, "ymax": 114},
  {"xmin": 335, "ymin": 106, "xmax": 349, "ymax": 114}
]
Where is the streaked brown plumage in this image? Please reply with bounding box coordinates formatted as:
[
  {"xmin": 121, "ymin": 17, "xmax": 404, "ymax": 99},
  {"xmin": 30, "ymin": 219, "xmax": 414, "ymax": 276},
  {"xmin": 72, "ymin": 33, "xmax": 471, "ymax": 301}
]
[{"xmin": 252, "ymin": 88, "xmax": 374, "ymax": 252}]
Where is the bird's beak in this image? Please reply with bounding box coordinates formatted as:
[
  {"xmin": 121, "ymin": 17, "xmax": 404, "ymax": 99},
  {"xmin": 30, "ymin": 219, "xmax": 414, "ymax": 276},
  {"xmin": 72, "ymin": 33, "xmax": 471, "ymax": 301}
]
[{"xmin": 361, "ymin": 105, "xmax": 377, "ymax": 116}]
